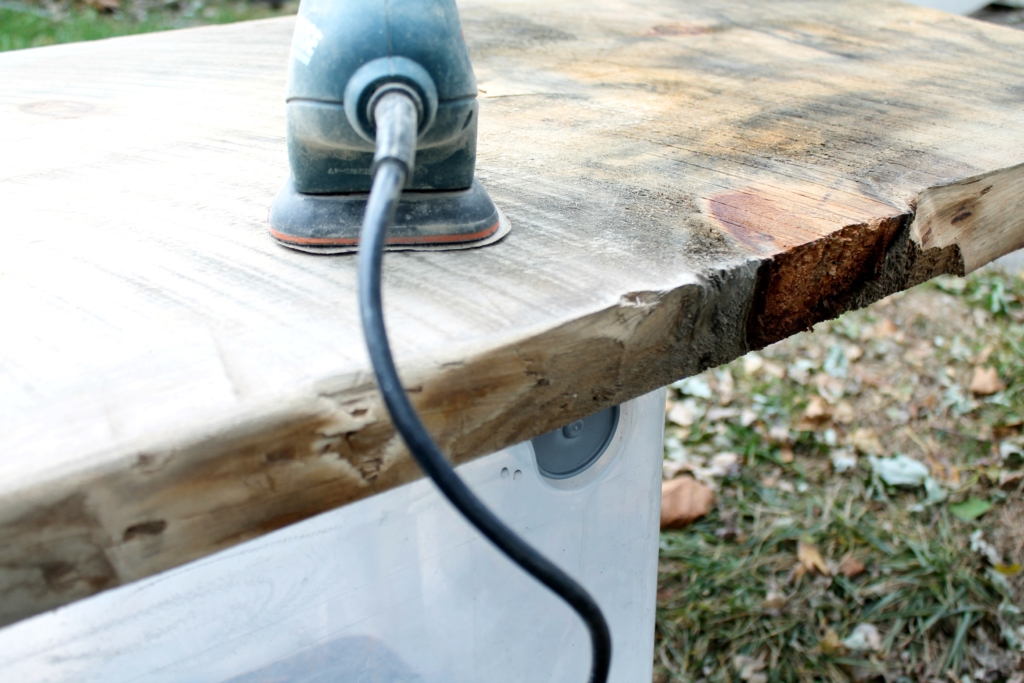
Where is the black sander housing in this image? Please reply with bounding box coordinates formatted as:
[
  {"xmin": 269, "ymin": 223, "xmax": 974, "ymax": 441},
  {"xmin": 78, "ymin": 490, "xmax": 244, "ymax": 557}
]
[{"xmin": 269, "ymin": 0, "xmax": 509, "ymax": 252}]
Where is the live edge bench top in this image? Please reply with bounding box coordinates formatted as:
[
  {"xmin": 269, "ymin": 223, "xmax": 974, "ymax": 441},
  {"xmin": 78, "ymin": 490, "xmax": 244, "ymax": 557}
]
[{"xmin": 2, "ymin": 0, "xmax": 1023, "ymax": 627}]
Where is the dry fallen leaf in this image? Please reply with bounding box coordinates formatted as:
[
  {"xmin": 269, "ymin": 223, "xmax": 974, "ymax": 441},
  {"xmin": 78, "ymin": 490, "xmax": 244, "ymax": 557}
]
[
  {"xmin": 660, "ymin": 477, "xmax": 714, "ymax": 529},
  {"xmin": 831, "ymin": 448, "xmax": 858, "ymax": 473},
  {"xmin": 763, "ymin": 585, "xmax": 787, "ymax": 613},
  {"xmin": 819, "ymin": 628, "xmax": 844, "ymax": 655},
  {"xmin": 869, "ymin": 454, "xmax": 929, "ymax": 487},
  {"xmin": 999, "ymin": 470, "xmax": 1024, "ymax": 491},
  {"xmin": 762, "ymin": 360, "xmax": 786, "ymax": 379},
  {"xmin": 970, "ymin": 366, "xmax": 1005, "ymax": 396},
  {"xmin": 667, "ymin": 399, "xmax": 701, "ymax": 427},
  {"xmin": 797, "ymin": 540, "xmax": 830, "ymax": 576},
  {"xmin": 801, "ymin": 395, "xmax": 832, "ymax": 426},
  {"xmin": 850, "ymin": 428, "xmax": 884, "ymax": 455},
  {"xmin": 706, "ymin": 407, "xmax": 740, "ymax": 422},
  {"xmin": 974, "ymin": 344, "xmax": 995, "ymax": 365},
  {"xmin": 743, "ymin": 353, "xmax": 764, "ymax": 375},
  {"xmin": 834, "ymin": 400, "xmax": 856, "ymax": 425},
  {"xmin": 662, "ymin": 460, "xmax": 690, "ymax": 481},
  {"xmin": 902, "ymin": 341, "xmax": 932, "ymax": 367},
  {"xmin": 779, "ymin": 446, "xmax": 795, "ymax": 463},
  {"xmin": 996, "ymin": 562, "xmax": 1022, "ymax": 576},
  {"xmin": 970, "ymin": 530, "xmax": 1003, "ymax": 565},
  {"xmin": 839, "ymin": 555, "xmax": 866, "ymax": 578},
  {"xmin": 733, "ymin": 655, "xmax": 767, "ymax": 683},
  {"xmin": 760, "ymin": 467, "xmax": 782, "ymax": 489},
  {"xmin": 814, "ymin": 373, "xmax": 845, "ymax": 401},
  {"xmin": 707, "ymin": 452, "xmax": 740, "ymax": 477},
  {"xmin": 924, "ymin": 451, "xmax": 961, "ymax": 484},
  {"xmin": 768, "ymin": 424, "xmax": 791, "ymax": 445},
  {"xmin": 717, "ymin": 369, "xmax": 735, "ymax": 406},
  {"xmin": 843, "ymin": 623, "xmax": 882, "ymax": 652},
  {"xmin": 864, "ymin": 318, "xmax": 899, "ymax": 340}
]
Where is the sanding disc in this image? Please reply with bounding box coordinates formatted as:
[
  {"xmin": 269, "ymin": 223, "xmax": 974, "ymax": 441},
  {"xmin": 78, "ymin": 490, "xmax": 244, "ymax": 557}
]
[{"xmin": 269, "ymin": 178, "xmax": 510, "ymax": 254}]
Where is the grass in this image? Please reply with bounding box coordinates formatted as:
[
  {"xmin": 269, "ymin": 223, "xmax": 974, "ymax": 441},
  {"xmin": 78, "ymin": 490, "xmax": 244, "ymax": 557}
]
[
  {"xmin": 658, "ymin": 476, "xmax": 1022, "ymax": 681},
  {"xmin": 0, "ymin": 0, "xmax": 294, "ymax": 52},
  {"xmin": 656, "ymin": 270, "xmax": 1024, "ymax": 682}
]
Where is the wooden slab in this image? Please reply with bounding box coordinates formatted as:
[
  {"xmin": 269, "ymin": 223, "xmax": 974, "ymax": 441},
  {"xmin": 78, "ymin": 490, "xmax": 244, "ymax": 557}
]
[{"xmin": 1, "ymin": 0, "xmax": 1023, "ymax": 627}]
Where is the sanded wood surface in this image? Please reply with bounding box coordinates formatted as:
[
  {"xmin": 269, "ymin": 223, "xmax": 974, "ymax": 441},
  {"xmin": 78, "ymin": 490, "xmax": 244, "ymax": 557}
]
[{"xmin": 1, "ymin": 0, "xmax": 1023, "ymax": 627}]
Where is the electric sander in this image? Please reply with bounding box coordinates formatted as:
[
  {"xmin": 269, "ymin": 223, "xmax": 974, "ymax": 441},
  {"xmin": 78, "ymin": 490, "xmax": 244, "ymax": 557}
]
[
  {"xmin": 268, "ymin": 0, "xmax": 510, "ymax": 252},
  {"xmin": 269, "ymin": 3, "xmax": 610, "ymax": 682}
]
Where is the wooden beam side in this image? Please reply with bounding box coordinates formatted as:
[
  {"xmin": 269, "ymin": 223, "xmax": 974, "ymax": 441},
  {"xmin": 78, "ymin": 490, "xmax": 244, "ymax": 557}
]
[
  {"xmin": 0, "ymin": 262, "xmax": 758, "ymax": 628},
  {"xmin": 4, "ymin": 164, "xmax": 1023, "ymax": 627}
]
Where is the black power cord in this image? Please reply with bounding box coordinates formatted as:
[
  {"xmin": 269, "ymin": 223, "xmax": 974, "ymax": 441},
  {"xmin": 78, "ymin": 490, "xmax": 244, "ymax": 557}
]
[{"xmin": 357, "ymin": 91, "xmax": 612, "ymax": 683}]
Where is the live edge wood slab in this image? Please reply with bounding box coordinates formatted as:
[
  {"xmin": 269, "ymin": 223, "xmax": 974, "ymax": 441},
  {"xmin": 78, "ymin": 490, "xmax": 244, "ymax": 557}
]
[{"xmin": 1, "ymin": 0, "xmax": 1023, "ymax": 628}]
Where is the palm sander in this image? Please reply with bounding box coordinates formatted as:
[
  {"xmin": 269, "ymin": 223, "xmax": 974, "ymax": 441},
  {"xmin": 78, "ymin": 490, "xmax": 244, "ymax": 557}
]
[
  {"xmin": 273, "ymin": 4, "xmax": 611, "ymax": 683},
  {"xmin": 268, "ymin": 0, "xmax": 510, "ymax": 253}
]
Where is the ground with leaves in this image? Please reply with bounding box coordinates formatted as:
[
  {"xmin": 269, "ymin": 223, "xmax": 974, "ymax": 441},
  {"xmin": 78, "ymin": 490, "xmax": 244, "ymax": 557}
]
[{"xmin": 655, "ymin": 271, "xmax": 1024, "ymax": 683}]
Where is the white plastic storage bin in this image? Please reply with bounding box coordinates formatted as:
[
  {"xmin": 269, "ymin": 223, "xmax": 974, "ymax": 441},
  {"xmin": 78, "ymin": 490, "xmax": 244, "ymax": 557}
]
[{"xmin": 0, "ymin": 388, "xmax": 666, "ymax": 683}]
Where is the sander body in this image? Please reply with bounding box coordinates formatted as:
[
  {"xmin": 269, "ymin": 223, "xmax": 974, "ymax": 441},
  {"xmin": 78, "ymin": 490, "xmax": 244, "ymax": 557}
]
[{"xmin": 269, "ymin": 0, "xmax": 509, "ymax": 253}]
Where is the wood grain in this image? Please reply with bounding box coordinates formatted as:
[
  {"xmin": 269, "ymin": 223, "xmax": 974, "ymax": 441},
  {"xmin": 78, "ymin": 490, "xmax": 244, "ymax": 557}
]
[{"xmin": 2, "ymin": 0, "xmax": 1024, "ymax": 627}]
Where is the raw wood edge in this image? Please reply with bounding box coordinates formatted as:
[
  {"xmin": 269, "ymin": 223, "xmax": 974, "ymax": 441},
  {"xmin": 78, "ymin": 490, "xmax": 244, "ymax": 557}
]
[
  {"xmin": 911, "ymin": 163, "xmax": 1024, "ymax": 274},
  {"xmin": 3, "ymin": 167, "xmax": 1021, "ymax": 628},
  {"xmin": 0, "ymin": 260, "xmax": 758, "ymax": 628}
]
